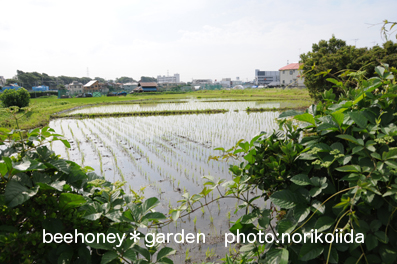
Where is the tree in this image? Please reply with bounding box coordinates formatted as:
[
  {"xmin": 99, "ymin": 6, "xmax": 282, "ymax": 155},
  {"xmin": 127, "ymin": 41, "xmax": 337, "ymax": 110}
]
[
  {"xmin": 300, "ymin": 36, "xmax": 397, "ymax": 100},
  {"xmin": 0, "ymin": 88, "xmax": 30, "ymax": 108},
  {"xmin": 140, "ymin": 76, "xmax": 157, "ymax": 82},
  {"xmin": 5, "ymin": 79, "xmax": 18, "ymax": 86},
  {"xmin": 94, "ymin": 77, "xmax": 106, "ymax": 83},
  {"xmin": 115, "ymin": 76, "xmax": 136, "ymax": 83},
  {"xmin": 57, "ymin": 84, "xmax": 66, "ymax": 90}
]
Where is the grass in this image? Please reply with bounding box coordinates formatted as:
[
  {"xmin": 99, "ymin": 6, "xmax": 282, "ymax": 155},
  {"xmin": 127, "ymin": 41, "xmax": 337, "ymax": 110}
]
[{"xmin": 0, "ymin": 88, "xmax": 311, "ymax": 130}]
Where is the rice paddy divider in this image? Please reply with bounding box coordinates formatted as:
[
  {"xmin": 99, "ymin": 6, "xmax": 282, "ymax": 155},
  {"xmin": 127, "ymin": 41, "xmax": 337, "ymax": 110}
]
[{"xmin": 54, "ymin": 109, "xmax": 228, "ymax": 119}]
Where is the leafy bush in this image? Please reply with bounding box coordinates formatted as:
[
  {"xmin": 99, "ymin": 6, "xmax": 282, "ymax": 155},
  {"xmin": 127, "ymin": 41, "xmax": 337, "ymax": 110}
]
[
  {"xmin": 0, "ymin": 88, "xmax": 30, "ymax": 108},
  {"xmin": 212, "ymin": 64, "xmax": 397, "ymax": 263},
  {"xmin": 0, "ymin": 122, "xmax": 177, "ymax": 263},
  {"xmin": 300, "ymin": 36, "xmax": 397, "ymax": 100}
]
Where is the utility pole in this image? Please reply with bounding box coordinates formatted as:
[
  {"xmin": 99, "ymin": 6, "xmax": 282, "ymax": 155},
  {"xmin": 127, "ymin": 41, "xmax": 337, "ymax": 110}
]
[{"xmin": 353, "ymin": 39, "xmax": 358, "ymax": 46}]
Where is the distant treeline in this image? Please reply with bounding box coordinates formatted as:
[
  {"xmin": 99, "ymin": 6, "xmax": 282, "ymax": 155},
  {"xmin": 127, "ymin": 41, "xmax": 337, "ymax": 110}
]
[{"xmin": 5, "ymin": 70, "xmax": 157, "ymax": 90}]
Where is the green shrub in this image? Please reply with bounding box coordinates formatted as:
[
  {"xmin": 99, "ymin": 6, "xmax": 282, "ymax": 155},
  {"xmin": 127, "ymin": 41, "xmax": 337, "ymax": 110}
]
[
  {"xmin": 212, "ymin": 64, "xmax": 397, "ymax": 263},
  {"xmin": 0, "ymin": 124, "xmax": 177, "ymax": 263},
  {"xmin": 0, "ymin": 88, "xmax": 30, "ymax": 108}
]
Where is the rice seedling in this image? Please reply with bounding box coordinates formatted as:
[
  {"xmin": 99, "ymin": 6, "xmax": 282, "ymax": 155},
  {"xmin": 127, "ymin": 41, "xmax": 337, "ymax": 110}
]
[
  {"xmin": 185, "ymin": 248, "xmax": 191, "ymax": 262},
  {"xmin": 205, "ymin": 247, "xmax": 215, "ymax": 260}
]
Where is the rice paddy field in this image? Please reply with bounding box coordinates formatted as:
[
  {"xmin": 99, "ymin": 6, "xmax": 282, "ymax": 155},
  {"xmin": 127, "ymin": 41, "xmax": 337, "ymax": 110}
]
[
  {"xmin": 12, "ymin": 89, "xmax": 311, "ymax": 262},
  {"xmin": 49, "ymin": 110, "xmax": 283, "ymax": 262},
  {"xmin": 66, "ymin": 99, "xmax": 293, "ymax": 114}
]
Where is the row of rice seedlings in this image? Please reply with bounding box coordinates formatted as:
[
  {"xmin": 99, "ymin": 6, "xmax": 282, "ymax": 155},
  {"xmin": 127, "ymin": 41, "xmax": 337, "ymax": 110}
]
[{"xmin": 68, "ymin": 101, "xmax": 280, "ymax": 115}]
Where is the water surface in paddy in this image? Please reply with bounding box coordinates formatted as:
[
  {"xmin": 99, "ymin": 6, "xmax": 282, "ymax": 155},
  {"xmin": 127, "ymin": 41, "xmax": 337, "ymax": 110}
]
[{"xmin": 49, "ymin": 111, "xmax": 281, "ymax": 262}]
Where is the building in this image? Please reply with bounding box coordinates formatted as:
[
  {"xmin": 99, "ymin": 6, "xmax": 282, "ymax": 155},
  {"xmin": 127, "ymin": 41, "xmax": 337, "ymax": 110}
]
[
  {"xmin": 254, "ymin": 70, "xmax": 280, "ymax": 86},
  {"xmin": 136, "ymin": 82, "xmax": 158, "ymax": 92},
  {"xmin": 83, "ymin": 80, "xmax": 101, "ymax": 92},
  {"xmin": 67, "ymin": 81, "xmax": 84, "ymax": 94},
  {"xmin": 0, "ymin": 76, "xmax": 6, "ymax": 87},
  {"xmin": 32, "ymin": 85, "xmax": 49, "ymax": 92},
  {"xmin": 279, "ymin": 63, "xmax": 305, "ymax": 87},
  {"xmin": 122, "ymin": 82, "xmax": 138, "ymax": 91},
  {"xmin": 1, "ymin": 83, "xmax": 21, "ymax": 91},
  {"xmin": 192, "ymin": 79, "xmax": 212, "ymax": 85},
  {"xmin": 157, "ymin": 74, "xmax": 180, "ymax": 83}
]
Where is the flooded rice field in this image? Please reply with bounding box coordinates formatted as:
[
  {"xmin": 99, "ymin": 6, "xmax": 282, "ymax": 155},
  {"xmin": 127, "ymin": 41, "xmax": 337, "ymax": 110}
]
[
  {"xmin": 50, "ymin": 111, "xmax": 281, "ymax": 262},
  {"xmin": 66, "ymin": 99, "xmax": 301, "ymax": 115}
]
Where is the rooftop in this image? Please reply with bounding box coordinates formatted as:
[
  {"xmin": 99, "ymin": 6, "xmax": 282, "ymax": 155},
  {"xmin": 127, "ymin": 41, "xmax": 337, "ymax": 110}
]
[
  {"xmin": 139, "ymin": 82, "xmax": 157, "ymax": 87},
  {"xmin": 84, "ymin": 80, "xmax": 97, "ymax": 87},
  {"xmin": 279, "ymin": 63, "xmax": 301, "ymax": 71}
]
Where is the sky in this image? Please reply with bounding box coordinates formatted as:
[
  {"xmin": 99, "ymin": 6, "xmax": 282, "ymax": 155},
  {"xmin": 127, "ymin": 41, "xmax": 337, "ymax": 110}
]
[{"xmin": 1, "ymin": 0, "xmax": 396, "ymax": 83}]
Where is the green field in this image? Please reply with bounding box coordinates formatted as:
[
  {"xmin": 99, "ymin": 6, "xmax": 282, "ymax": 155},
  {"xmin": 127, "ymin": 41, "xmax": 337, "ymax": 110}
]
[{"xmin": 1, "ymin": 88, "xmax": 311, "ymax": 130}]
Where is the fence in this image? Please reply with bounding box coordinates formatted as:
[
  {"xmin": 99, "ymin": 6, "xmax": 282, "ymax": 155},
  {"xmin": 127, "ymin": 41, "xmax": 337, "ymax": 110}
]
[{"xmin": 58, "ymin": 89, "xmax": 129, "ymax": 99}]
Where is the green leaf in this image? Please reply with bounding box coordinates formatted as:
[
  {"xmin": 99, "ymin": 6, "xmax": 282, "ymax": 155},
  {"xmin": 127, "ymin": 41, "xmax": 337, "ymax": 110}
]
[
  {"xmin": 171, "ymin": 210, "xmax": 180, "ymax": 222},
  {"xmin": 326, "ymin": 78, "xmax": 342, "ymax": 86},
  {"xmin": 348, "ymin": 112, "xmax": 368, "ymax": 128},
  {"xmin": 5, "ymin": 181, "xmax": 39, "ymax": 208},
  {"xmin": 382, "ymin": 148, "xmax": 397, "ymax": 160},
  {"xmin": 270, "ymin": 190, "xmax": 304, "ymax": 209},
  {"xmin": 100, "ymin": 251, "xmax": 118, "ymax": 264},
  {"xmin": 263, "ymin": 248, "xmax": 289, "ymax": 264},
  {"xmin": 243, "ymin": 149, "xmax": 256, "ymax": 164},
  {"xmin": 241, "ymin": 213, "xmax": 258, "ymax": 224},
  {"xmin": 278, "ymin": 110, "xmax": 303, "ymax": 118},
  {"xmin": 331, "ymin": 112, "xmax": 344, "ymax": 127},
  {"xmin": 309, "ymin": 187, "xmax": 323, "ymax": 198},
  {"xmin": 278, "ymin": 219, "xmax": 297, "ymax": 234},
  {"xmin": 36, "ymin": 181, "xmax": 66, "ymax": 192},
  {"xmin": 105, "ymin": 211, "xmax": 123, "ymax": 222},
  {"xmin": 60, "ymin": 139, "xmax": 71, "ymax": 148},
  {"xmin": 290, "ymin": 174, "xmax": 311, "ymax": 186},
  {"xmin": 366, "ymin": 234, "xmax": 378, "ymax": 251},
  {"xmin": 141, "ymin": 197, "xmax": 159, "ymax": 215},
  {"xmin": 84, "ymin": 213, "xmax": 103, "ymax": 221},
  {"xmin": 133, "ymin": 245, "xmax": 151, "ymax": 261},
  {"xmin": 46, "ymin": 159, "xmax": 69, "ymax": 174},
  {"xmin": 385, "ymin": 160, "xmax": 397, "ymax": 170},
  {"xmin": 156, "ymin": 247, "xmax": 176, "ymax": 262},
  {"xmin": 59, "ymin": 193, "xmax": 87, "ymax": 210},
  {"xmin": 343, "ymin": 155, "xmax": 352, "ymax": 165},
  {"xmin": 375, "ymin": 66, "xmax": 385, "ymax": 77},
  {"xmin": 299, "ymin": 243, "xmax": 324, "ymax": 261},
  {"xmin": 0, "ymin": 163, "xmax": 7, "ymax": 176},
  {"xmin": 336, "ymin": 165, "xmax": 361, "ymax": 172},
  {"xmin": 294, "ymin": 204, "xmax": 310, "ymax": 222},
  {"xmin": 314, "ymin": 216, "xmax": 335, "ymax": 232},
  {"xmin": 330, "ymin": 142, "xmax": 344, "ymax": 154},
  {"xmin": 294, "ymin": 113, "xmax": 316, "ymax": 126},
  {"xmin": 141, "ymin": 212, "xmax": 166, "ymax": 222},
  {"xmin": 258, "ymin": 210, "xmax": 270, "ymax": 228},
  {"xmin": 336, "ymin": 135, "xmax": 362, "ymax": 145}
]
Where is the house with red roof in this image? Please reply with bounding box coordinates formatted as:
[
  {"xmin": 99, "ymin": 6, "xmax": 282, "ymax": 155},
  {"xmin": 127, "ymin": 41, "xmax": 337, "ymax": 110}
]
[{"xmin": 279, "ymin": 63, "xmax": 305, "ymax": 87}]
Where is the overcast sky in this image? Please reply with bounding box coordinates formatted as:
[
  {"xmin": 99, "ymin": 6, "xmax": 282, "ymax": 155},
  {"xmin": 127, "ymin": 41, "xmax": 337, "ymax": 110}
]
[{"xmin": 1, "ymin": 0, "xmax": 396, "ymax": 82}]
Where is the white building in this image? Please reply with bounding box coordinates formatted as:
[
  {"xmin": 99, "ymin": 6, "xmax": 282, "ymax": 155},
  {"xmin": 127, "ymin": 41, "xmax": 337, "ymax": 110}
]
[
  {"xmin": 192, "ymin": 79, "xmax": 212, "ymax": 85},
  {"xmin": 67, "ymin": 81, "xmax": 84, "ymax": 94},
  {"xmin": 279, "ymin": 63, "xmax": 305, "ymax": 87},
  {"xmin": 0, "ymin": 76, "xmax": 6, "ymax": 87},
  {"xmin": 122, "ymin": 82, "xmax": 138, "ymax": 91},
  {"xmin": 254, "ymin": 70, "xmax": 280, "ymax": 86},
  {"xmin": 157, "ymin": 73, "xmax": 180, "ymax": 83}
]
